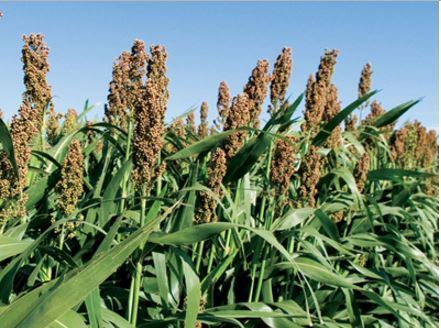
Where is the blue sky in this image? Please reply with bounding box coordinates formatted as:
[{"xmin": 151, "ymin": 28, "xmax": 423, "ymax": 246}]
[{"xmin": 0, "ymin": 2, "xmax": 438, "ymax": 130}]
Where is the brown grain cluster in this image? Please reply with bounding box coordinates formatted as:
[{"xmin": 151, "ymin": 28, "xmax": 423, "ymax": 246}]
[
  {"xmin": 171, "ymin": 118, "xmax": 186, "ymax": 140},
  {"xmin": 132, "ymin": 44, "xmax": 169, "ymax": 192},
  {"xmin": 302, "ymin": 50, "xmax": 339, "ymax": 136},
  {"xmin": 362, "ymin": 101, "xmax": 384, "ymax": 126},
  {"xmin": 21, "ymin": 34, "xmax": 53, "ymax": 127},
  {"xmin": 322, "ymin": 84, "xmax": 342, "ymax": 149},
  {"xmin": 10, "ymin": 103, "xmax": 39, "ymax": 191},
  {"xmin": 0, "ymin": 152, "xmax": 13, "ymax": 200},
  {"xmin": 223, "ymin": 93, "xmax": 251, "ymax": 159},
  {"xmin": 56, "ymin": 140, "xmax": 84, "ymax": 216},
  {"xmin": 244, "ymin": 59, "xmax": 270, "ymax": 127},
  {"xmin": 354, "ymin": 152, "xmax": 370, "ymax": 192},
  {"xmin": 216, "ymin": 81, "xmax": 230, "ymax": 128},
  {"xmin": 270, "ymin": 47, "xmax": 293, "ymax": 109},
  {"xmin": 297, "ymin": 145, "xmax": 321, "ymax": 207},
  {"xmin": 390, "ymin": 121, "xmax": 438, "ymax": 170},
  {"xmin": 198, "ymin": 101, "xmax": 209, "ymax": 138},
  {"xmin": 270, "ymin": 136, "xmax": 297, "ymax": 196},
  {"xmin": 63, "ymin": 108, "xmax": 78, "ymax": 135},
  {"xmin": 358, "ymin": 63, "xmax": 372, "ymax": 98},
  {"xmin": 186, "ymin": 112, "xmax": 196, "ymax": 136},
  {"xmin": 105, "ymin": 51, "xmax": 131, "ymax": 128},
  {"xmin": 129, "ymin": 40, "xmax": 148, "ymax": 108},
  {"xmin": 345, "ymin": 114, "xmax": 357, "ymax": 132},
  {"xmin": 46, "ymin": 108, "xmax": 62, "ymax": 145},
  {"xmin": 195, "ymin": 148, "xmax": 227, "ymax": 223}
]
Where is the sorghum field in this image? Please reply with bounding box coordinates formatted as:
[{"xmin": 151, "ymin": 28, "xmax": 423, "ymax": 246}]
[{"xmin": 0, "ymin": 34, "xmax": 439, "ymax": 328}]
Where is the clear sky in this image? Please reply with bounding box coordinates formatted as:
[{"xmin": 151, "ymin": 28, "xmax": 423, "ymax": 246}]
[{"xmin": 0, "ymin": 2, "xmax": 438, "ymax": 130}]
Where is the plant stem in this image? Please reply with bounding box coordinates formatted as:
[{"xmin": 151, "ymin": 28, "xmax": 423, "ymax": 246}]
[
  {"xmin": 195, "ymin": 240, "xmax": 205, "ymax": 273},
  {"xmin": 130, "ymin": 194, "xmax": 146, "ymax": 326},
  {"xmin": 249, "ymin": 142, "xmax": 274, "ymax": 302},
  {"xmin": 120, "ymin": 120, "xmax": 133, "ymax": 214}
]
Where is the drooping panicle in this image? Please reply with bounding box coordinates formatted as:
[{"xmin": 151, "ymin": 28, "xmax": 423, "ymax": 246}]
[
  {"xmin": 223, "ymin": 93, "xmax": 251, "ymax": 159},
  {"xmin": 243, "ymin": 59, "xmax": 270, "ymax": 127},
  {"xmin": 56, "ymin": 140, "xmax": 84, "ymax": 216},
  {"xmin": 132, "ymin": 44, "xmax": 169, "ymax": 191},
  {"xmin": 216, "ymin": 81, "xmax": 230, "ymax": 128},
  {"xmin": 21, "ymin": 33, "xmax": 53, "ymax": 127},
  {"xmin": 354, "ymin": 152, "xmax": 370, "ymax": 192},
  {"xmin": 105, "ymin": 51, "xmax": 131, "ymax": 128},
  {"xmin": 302, "ymin": 49, "xmax": 339, "ymax": 136},
  {"xmin": 270, "ymin": 47, "xmax": 293, "ymax": 109},
  {"xmin": 358, "ymin": 63, "xmax": 372, "ymax": 98},
  {"xmin": 195, "ymin": 147, "xmax": 227, "ymax": 223},
  {"xmin": 270, "ymin": 136, "xmax": 297, "ymax": 196},
  {"xmin": 198, "ymin": 101, "xmax": 209, "ymax": 138},
  {"xmin": 297, "ymin": 145, "xmax": 321, "ymax": 207},
  {"xmin": 322, "ymin": 84, "xmax": 342, "ymax": 149}
]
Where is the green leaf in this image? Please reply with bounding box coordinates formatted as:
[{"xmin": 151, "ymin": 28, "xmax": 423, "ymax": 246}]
[
  {"xmin": 314, "ymin": 90, "xmax": 378, "ymax": 146},
  {"xmin": 224, "ymin": 130, "xmax": 273, "ymax": 183},
  {"xmin": 0, "ymin": 203, "xmax": 179, "ymax": 328},
  {"xmin": 178, "ymin": 251, "xmax": 201, "ymax": 328},
  {"xmin": 367, "ymin": 168, "xmax": 435, "ymax": 181},
  {"xmin": 166, "ymin": 129, "xmax": 242, "ymax": 160},
  {"xmin": 0, "ymin": 237, "xmax": 33, "ymax": 262},
  {"xmin": 47, "ymin": 310, "xmax": 88, "ymax": 328},
  {"xmin": 374, "ymin": 99, "xmax": 421, "ymax": 128},
  {"xmin": 0, "ymin": 117, "xmax": 19, "ymax": 178}
]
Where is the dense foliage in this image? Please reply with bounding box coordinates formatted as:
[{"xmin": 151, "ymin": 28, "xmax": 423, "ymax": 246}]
[{"xmin": 0, "ymin": 34, "xmax": 438, "ymax": 327}]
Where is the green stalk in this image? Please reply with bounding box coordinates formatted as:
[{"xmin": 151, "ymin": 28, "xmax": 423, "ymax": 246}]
[
  {"xmin": 195, "ymin": 240, "xmax": 205, "ymax": 273},
  {"xmin": 207, "ymin": 243, "xmax": 216, "ymax": 273},
  {"xmin": 120, "ymin": 119, "xmax": 133, "ymax": 214},
  {"xmin": 248, "ymin": 142, "xmax": 274, "ymax": 302},
  {"xmin": 130, "ymin": 194, "xmax": 146, "ymax": 326}
]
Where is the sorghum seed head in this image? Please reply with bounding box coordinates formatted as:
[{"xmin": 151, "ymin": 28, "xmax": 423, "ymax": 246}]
[
  {"xmin": 298, "ymin": 145, "xmax": 321, "ymax": 207},
  {"xmin": 147, "ymin": 44, "xmax": 169, "ymax": 109},
  {"xmin": 390, "ymin": 126, "xmax": 408, "ymax": 163},
  {"xmin": 223, "ymin": 93, "xmax": 251, "ymax": 159},
  {"xmin": 198, "ymin": 101, "xmax": 209, "ymax": 138},
  {"xmin": 63, "ymin": 108, "xmax": 78, "ymax": 135},
  {"xmin": 171, "ymin": 117, "xmax": 186, "ymax": 140},
  {"xmin": 270, "ymin": 135, "xmax": 297, "ymax": 196},
  {"xmin": 186, "ymin": 112, "xmax": 196, "ymax": 135},
  {"xmin": 106, "ymin": 51, "xmax": 131, "ymax": 128},
  {"xmin": 358, "ymin": 63, "xmax": 372, "ymax": 98},
  {"xmin": 195, "ymin": 147, "xmax": 227, "ymax": 224},
  {"xmin": 354, "ymin": 152, "xmax": 370, "ymax": 192},
  {"xmin": 244, "ymin": 59, "xmax": 270, "ymax": 127},
  {"xmin": 362, "ymin": 100, "xmax": 384, "ymax": 126},
  {"xmin": 21, "ymin": 33, "xmax": 53, "ymax": 127},
  {"xmin": 323, "ymin": 84, "xmax": 342, "ymax": 149},
  {"xmin": 10, "ymin": 102, "xmax": 39, "ymax": 191},
  {"xmin": 345, "ymin": 114, "xmax": 358, "ymax": 132},
  {"xmin": 270, "ymin": 47, "xmax": 293, "ymax": 108},
  {"xmin": 46, "ymin": 108, "xmax": 62, "ymax": 145},
  {"xmin": 56, "ymin": 139, "xmax": 84, "ymax": 216},
  {"xmin": 216, "ymin": 81, "xmax": 230, "ymax": 128},
  {"xmin": 129, "ymin": 40, "xmax": 148, "ymax": 110},
  {"xmin": 302, "ymin": 50, "xmax": 339, "ymax": 136},
  {"xmin": 132, "ymin": 44, "xmax": 169, "ymax": 191}
]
